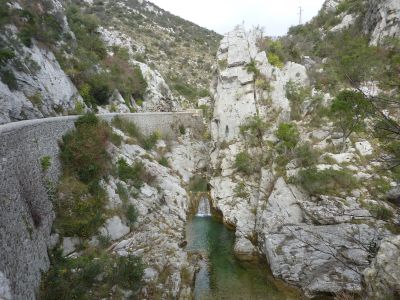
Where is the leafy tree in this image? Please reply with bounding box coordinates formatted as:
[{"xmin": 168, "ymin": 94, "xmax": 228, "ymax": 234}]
[
  {"xmin": 329, "ymin": 90, "xmax": 370, "ymax": 149},
  {"xmin": 276, "ymin": 122, "xmax": 300, "ymax": 153}
]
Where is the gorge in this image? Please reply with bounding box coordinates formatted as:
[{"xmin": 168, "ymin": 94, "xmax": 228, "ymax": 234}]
[{"xmin": 1, "ymin": 0, "xmax": 400, "ymax": 299}]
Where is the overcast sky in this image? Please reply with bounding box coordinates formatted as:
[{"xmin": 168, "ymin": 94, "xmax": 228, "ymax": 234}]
[{"xmin": 149, "ymin": 0, "xmax": 326, "ymax": 36}]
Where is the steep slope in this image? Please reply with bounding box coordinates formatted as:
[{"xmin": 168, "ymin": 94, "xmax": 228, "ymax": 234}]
[
  {"xmin": 85, "ymin": 0, "xmax": 221, "ymax": 103},
  {"xmin": 208, "ymin": 10, "xmax": 400, "ymax": 298},
  {"xmin": 0, "ymin": 0, "xmax": 220, "ymax": 124}
]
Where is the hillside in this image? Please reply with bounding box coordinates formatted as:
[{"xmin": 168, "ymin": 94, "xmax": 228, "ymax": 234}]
[
  {"xmin": 0, "ymin": 0, "xmax": 220, "ymax": 124},
  {"xmin": 84, "ymin": 0, "xmax": 221, "ymax": 101}
]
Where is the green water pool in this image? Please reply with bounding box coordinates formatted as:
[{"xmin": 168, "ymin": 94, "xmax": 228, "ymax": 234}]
[{"xmin": 186, "ymin": 215, "xmax": 302, "ymax": 300}]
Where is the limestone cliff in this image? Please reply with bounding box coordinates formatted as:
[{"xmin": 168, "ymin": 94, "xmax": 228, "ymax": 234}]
[{"xmin": 209, "ymin": 25, "xmax": 399, "ymax": 297}]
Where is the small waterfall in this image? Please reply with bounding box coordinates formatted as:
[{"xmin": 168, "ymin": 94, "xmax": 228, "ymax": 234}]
[{"xmin": 196, "ymin": 197, "xmax": 211, "ymax": 217}]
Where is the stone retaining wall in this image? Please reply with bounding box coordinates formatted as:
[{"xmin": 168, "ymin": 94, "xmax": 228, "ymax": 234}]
[{"xmin": 0, "ymin": 111, "xmax": 203, "ymax": 300}]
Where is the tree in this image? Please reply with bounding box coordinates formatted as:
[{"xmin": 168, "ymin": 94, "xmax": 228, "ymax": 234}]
[
  {"xmin": 276, "ymin": 122, "xmax": 300, "ymax": 154},
  {"xmin": 330, "ymin": 90, "xmax": 370, "ymax": 150}
]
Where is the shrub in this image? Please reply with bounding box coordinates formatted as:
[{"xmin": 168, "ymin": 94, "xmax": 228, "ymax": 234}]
[
  {"xmin": 112, "ymin": 116, "xmax": 141, "ymax": 139},
  {"xmin": 142, "ymin": 131, "xmax": 160, "ymax": 150},
  {"xmin": 293, "ymin": 143, "xmax": 319, "ymax": 168},
  {"xmin": 234, "ymin": 181, "xmax": 250, "ymax": 199},
  {"xmin": 329, "ymin": 90, "xmax": 370, "ymax": 145},
  {"xmin": 55, "ymin": 176, "xmax": 106, "ymax": 237},
  {"xmin": 125, "ymin": 204, "xmax": 138, "ymax": 226},
  {"xmin": 285, "ymin": 80, "xmax": 311, "ymax": 120},
  {"xmin": 0, "ymin": 48, "xmax": 15, "ymax": 65},
  {"xmin": 28, "ymin": 92, "xmax": 43, "ymax": 107},
  {"xmin": 60, "ymin": 114, "xmax": 111, "ymax": 183},
  {"xmin": 0, "ymin": 69, "xmax": 17, "ymax": 90},
  {"xmin": 159, "ymin": 156, "xmax": 169, "ymax": 167},
  {"xmin": 267, "ymin": 52, "xmax": 284, "ymax": 68},
  {"xmin": 218, "ymin": 59, "xmax": 227, "ymax": 69},
  {"xmin": 294, "ymin": 167, "xmax": 358, "ymax": 195},
  {"xmin": 234, "ymin": 151, "xmax": 254, "ymax": 175},
  {"xmin": 117, "ymin": 158, "xmax": 146, "ymax": 189},
  {"xmin": 113, "ymin": 255, "xmax": 144, "ymax": 290},
  {"xmin": 116, "ymin": 182, "xmax": 129, "ymax": 203},
  {"xmin": 109, "ymin": 132, "xmax": 122, "ymax": 146},
  {"xmin": 40, "ymin": 250, "xmax": 144, "ymax": 300},
  {"xmin": 246, "ymin": 59, "xmax": 261, "ymax": 78},
  {"xmin": 276, "ymin": 122, "xmax": 299, "ymax": 153},
  {"xmin": 240, "ymin": 116, "xmax": 269, "ymax": 146},
  {"xmin": 40, "ymin": 156, "xmax": 52, "ymax": 172},
  {"xmin": 367, "ymin": 203, "xmax": 394, "ymax": 221},
  {"xmin": 179, "ymin": 124, "xmax": 186, "ymax": 135}
]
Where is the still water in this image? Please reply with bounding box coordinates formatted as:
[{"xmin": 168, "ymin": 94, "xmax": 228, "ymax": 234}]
[{"xmin": 186, "ymin": 214, "xmax": 301, "ymax": 300}]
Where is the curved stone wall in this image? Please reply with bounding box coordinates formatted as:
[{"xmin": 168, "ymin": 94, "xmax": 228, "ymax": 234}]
[{"xmin": 0, "ymin": 111, "xmax": 203, "ymax": 300}]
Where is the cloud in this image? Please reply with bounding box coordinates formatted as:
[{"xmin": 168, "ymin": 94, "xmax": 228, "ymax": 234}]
[{"xmin": 149, "ymin": 0, "xmax": 326, "ymax": 36}]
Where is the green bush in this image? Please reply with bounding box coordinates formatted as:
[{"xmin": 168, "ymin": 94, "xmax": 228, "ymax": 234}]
[
  {"xmin": 285, "ymin": 80, "xmax": 311, "ymax": 120},
  {"xmin": 40, "ymin": 156, "xmax": 52, "ymax": 172},
  {"xmin": 112, "ymin": 116, "xmax": 141, "ymax": 139},
  {"xmin": 367, "ymin": 203, "xmax": 394, "ymax": 221},
  {"xmin": 246, "ymin": 59, "xmax": 261, "ymax": 78},
  {"xmin": 240, "ymin": 116, "xmax": 268, "ymax": 146},
  {"xmin": 0, "ymin": 48, "xmax": 15, "ymax": 65},
  {"xmin": 179, "ymin": 124, "xmax": 186, "ymax": 135},
  {"xmin": 116, "ymin": 182, "xmax": 129, "ymax": 203},
  {"xmin": 40, "ymin": 250, "xmax": 144, "ymax": 300},
  {"xmin": 159, "ymin": 156, "xmax": 169, "ymax": 167},
  {"xmin": 294, "ymin": 167, "xmax": 358, "ymax": 195},
  {"xmin": 117, "ymin": 158, "xmax": 148, "ymax": 189},
  {"xmin": 267, "ymin": 52, "xmax": 284, "ymax": 68},
  {"xmin": 55, "ymin": 176, "xmax": 106, "ymax": 237},
  {"xmin": 293, "ymin": 143, "xmax": 319, "ymax": 168},
  {"xmin": 329, "ymin": 90, "xmax": 370, "ymax": 145},
  {"xmin": 125, "ymin": 204, "xmax": 138, "ymax": 226},
  {"xmin": 0, "ymin": 69, "xmax": 17, "ymax": 90},
  {"xmin": 276, "ymin": 123, "xmax": 299, "ymax": 153},
  {"xmin": 142, "ymin": 131, "xmax": 160, "ymax": 150},
  {"xmin": 234, "ymin": 151, "xmax": 254, "ymax": 175},
  {"xmin": 60, "ymin": 114, "xmax": 111, "ymax": 183}
]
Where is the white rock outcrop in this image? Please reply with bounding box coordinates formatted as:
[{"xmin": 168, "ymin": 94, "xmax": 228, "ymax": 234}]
[
  {"xmin": 100, "ymin": 216, "xmax": 130, "ymax": 241},
  {"xmin": 364, "ymin": 0, "xmax": 400, "ymax": 45},
  {"xmin": 0, "ymin": 39, "xmax": 85, "ymax": 124}
]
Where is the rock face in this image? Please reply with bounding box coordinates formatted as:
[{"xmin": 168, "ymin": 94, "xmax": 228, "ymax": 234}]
[
  {"xmin": 0, "ymin": 32, "xmax": 86, "ymax": 124},
  {"xmin": 99, "ymin": 29, "xmax": 181, "ymax": 113},
  {"xmin": 265, "ymin": 224, "xmax": 383, "ymax": 297},
  {"xmin": 364, "ymin": 235, "xmax": 400, "ymax": 299},
  {"xmin": 209, "ymin": 25, "xmax": 398, "ymax": 297},
  {"xmin": 104, "ymin": 126, "xmax": 208, "ymax": 299},
  {"xmin": 0, "ymin": 271, "xmax": 11, "ymax": 300},
  {"xmin": 364, "ymin": 0, "xmax": 400, "ymax": 45}
]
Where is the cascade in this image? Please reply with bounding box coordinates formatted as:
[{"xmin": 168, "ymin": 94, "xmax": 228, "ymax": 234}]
[{"xmin": 196, "ymin": 197, "xmax": 211, "ymax": 217}]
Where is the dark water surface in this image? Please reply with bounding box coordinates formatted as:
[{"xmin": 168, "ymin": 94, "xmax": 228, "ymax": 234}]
[{"xmin": 186, "ymin": 215, "xmax": 302, "ymax": 300}]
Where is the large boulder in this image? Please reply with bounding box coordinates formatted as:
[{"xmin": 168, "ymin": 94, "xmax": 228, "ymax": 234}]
[{"xmin": 265, "ymin": 223, "xmax": 386, "ymax": 297}]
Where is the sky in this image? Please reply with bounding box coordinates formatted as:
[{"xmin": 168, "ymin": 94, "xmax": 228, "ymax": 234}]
[{"xmin": 149, "ymin": 0, "xmax": 326, "ymax": 36}]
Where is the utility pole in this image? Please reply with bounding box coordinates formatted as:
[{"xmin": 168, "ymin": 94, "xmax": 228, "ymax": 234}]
[{"xmin": 298, "ymin": 6, "xmax": 303, "ymax": 25}]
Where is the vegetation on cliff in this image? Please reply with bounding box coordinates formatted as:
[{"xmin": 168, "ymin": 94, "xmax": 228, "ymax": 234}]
[{"xmin": 41, "ymin": 114, "xmax": 145, "ymax": 299}]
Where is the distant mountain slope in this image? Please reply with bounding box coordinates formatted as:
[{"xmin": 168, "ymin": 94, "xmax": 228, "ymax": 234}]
[
  {"xmin": 0, "ymin": 0, "xmax": 221, "ymax": 124},
  {"xmin": 83, "ymin": 0, "xmax": 222, "ymax": 102}
]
